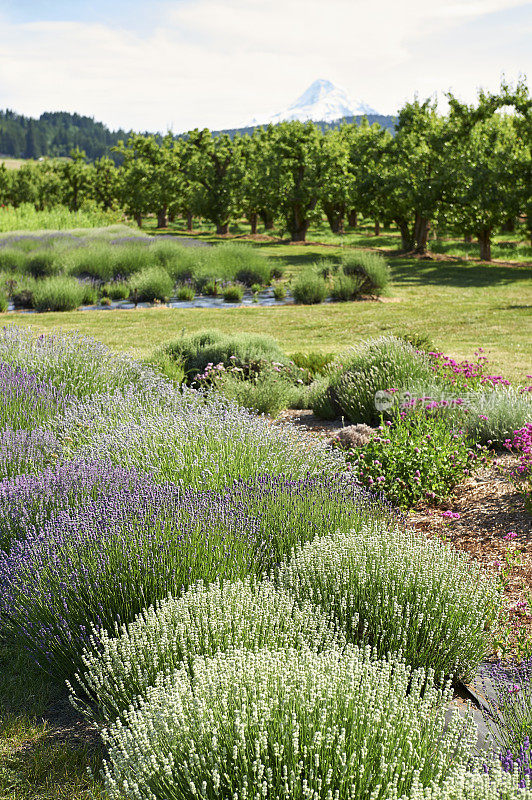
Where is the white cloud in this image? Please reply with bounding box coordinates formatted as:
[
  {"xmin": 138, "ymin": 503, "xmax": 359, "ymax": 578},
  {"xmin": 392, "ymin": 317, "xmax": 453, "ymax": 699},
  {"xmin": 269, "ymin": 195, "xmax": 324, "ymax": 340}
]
[{"xmin": 0, "ymin": 0, "xmax": 529, "ymax": 131}]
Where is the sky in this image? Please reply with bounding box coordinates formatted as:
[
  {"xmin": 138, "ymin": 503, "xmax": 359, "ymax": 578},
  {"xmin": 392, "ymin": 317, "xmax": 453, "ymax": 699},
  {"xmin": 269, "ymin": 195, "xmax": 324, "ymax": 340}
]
[{"xmin": 0, "ymin": 0, "xmax": 530, "ymax": 133}]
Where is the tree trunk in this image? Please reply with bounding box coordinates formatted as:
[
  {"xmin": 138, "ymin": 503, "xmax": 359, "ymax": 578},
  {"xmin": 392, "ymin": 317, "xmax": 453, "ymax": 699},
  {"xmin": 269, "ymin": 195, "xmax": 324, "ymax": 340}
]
[
  {"xmin": 289, "ymin": 208, "xmax": 309, "ymax": 242},
  {"xmin": 157, "ymin": 206, "xmax": 168, "ymax": 228},
  {"xmin": 395, "ymin": 219, "xmax": 414, "ymax": 252},
  {"xmin": 374, "ymin": 220, "xmax": 380, "ymax": 236},
  {"xmin": 464, "ymin": 233, "xmax": 472, "ymax": 243},
  {"xmin": 347, "ymin": 210, "xmax": 358, "ymax": 228},
  {"xmin": 135, "ymin": 213, "xmax": 142, "ymax": 228},
  {"xmin": 478, "ymin": 229, "xmax": 492, "ymax": 261},
  {"xmin": 216, "ymin": 222, "xmax": 229, "ymax": 235},
  {"xmin": 325, "ymin": 209, "xmax": 344, "ymax": 234},
  {"xmin": 249, "ymin": 212, "xmax": 258, "ymax": 235},
  {"xmin": 260, "ymin": 210, "xmax": 274, "ymax": 230},
  {"xmin": 186, "ymin": 212, "xmax": 193, "ymax": 231},
  {"xmin": 168, "ymin": 211, "xmax": 176, "ymax": 223},
  {"xmin": 501, "ymin": 218, "xmax": 515, "ymax": 233},
  {"xmin": 413, "ymin": 214, "xmax": 431, "ymax": 254}
]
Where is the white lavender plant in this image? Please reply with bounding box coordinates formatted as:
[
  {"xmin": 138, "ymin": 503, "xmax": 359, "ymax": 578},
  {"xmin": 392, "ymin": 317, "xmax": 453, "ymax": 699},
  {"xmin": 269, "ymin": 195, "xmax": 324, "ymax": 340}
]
[
  {"xmin": 100, "ymin": 646, "xmax": 477, "ymax": 800},
  {"xmin": 276, "ymin": 523, "xmax": 500, "ymax": 681},
  {"xmin": 71, "ymin": 577, "xmax": 340, "ymax": 722}
]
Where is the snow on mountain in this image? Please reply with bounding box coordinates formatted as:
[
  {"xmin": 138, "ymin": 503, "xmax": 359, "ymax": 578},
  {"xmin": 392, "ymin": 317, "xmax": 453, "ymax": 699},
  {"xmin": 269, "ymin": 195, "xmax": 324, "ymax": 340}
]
[{"xmin": 250, "ymin": 79, "xmax": 378, "ymax": 126}]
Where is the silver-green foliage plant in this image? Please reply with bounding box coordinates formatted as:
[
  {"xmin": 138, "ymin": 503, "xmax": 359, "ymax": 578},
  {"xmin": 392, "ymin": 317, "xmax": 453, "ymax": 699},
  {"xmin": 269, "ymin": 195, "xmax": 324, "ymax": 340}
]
[
  {"xmin": 276, "ymin": 524, "xmax": 500, "ymax": 681},
  {"xmin": 72, "ymin": 577, "xmax": 339, "ymax": 722},
  {"xmin": 291, "ymin": 268, "xmax": 329, "ymax": 304},
  {"xmin": 340, "ymin": 250, "xmax": 391, "ymax": 295},
  {"xmin": 100, "ymin": 646, "xmax": 476, "ymax": 800},
  {"xmin": 313, "ymin": 335, "xmax": 437, "ymax": 424},
  {"xmin": 401, "ymin": 762, "xmax": 532, "ymax": 800},
  {"xmin": 129, "ymin": 266, "xmax": 173, "ymax": 302},
  {"xmin": 32, "ymin": 275, "xmax": 85, "ymax": 312}
]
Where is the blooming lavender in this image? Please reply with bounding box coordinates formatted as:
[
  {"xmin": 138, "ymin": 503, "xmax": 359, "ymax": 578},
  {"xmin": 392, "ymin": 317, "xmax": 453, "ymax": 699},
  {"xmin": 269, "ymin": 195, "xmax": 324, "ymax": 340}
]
[
  {"xmin": 0, "ymin": 459, "xmax": 156, "ymax": 550},
  {"xmin": 0, "ymin": 360, "xmax": 72, "ymax": 430},
  {"xmin": 480, "ymin": 659, "xmax": 532, "ymax": 755},
  {"xmin": 0, "ymin": 426, "xmax": 62, "ymax": 480},
  {"xmin": 100, "ymin": 646, "xmax": 476, "ymax": 800}
]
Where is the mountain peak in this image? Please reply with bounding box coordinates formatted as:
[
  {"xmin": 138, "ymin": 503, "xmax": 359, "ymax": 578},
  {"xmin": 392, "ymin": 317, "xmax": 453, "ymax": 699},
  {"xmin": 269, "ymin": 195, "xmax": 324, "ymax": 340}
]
[{"xmin": 250, "ymin": 80, "xmax": 378, "ymax": 126}]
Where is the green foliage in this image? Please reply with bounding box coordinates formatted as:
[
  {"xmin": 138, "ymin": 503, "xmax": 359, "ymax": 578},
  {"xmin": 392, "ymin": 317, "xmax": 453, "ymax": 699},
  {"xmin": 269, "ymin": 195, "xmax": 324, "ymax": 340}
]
[
  {"xmin": 278, "ymin": 523, "xmax": 500, "ymax": 681},
  {"xmin": 26, "ymin": 250, "xmax": 58, "ymax": 278},
  {"xmin": 272, "ymin": 282, "xmax": 286, "ymax": 300},
  {"xmin": 289, "ymin": 351, "xmax": 336, "ymax": 377},
  {"xmin": 315, "ymin": 336, "xmax": 436, "ymax": 424},
  {"xmin": 339, "ymin": 250, "xmax": 391, "ymax": 295},
  {"xmin": 330, "ymin": 269, "xmax": 360, "ymax": 301},
  {"xmin": 32, "ymin": 276, "xmax": 85, "ymax": 312},
  {"xmin": 100, "ymin": 280, "xmax": 129, "ymax": 300},
  {"xmin": 0, "ymin": 247, "xmax": 28, "ymax": 273},
  {"xmin": 222, "ymin": 283, "xmax": 244, "ymax": 303},
  {"xmin": 215, "ymin": 369, "xmax": 297, "ymax": 416},
  {"xmin": 292, "ymin": 268, "xmax": 328, "ymax": 304},
  {"xmin": 129, "ymin": 266, "xmax": 173, "ymax": 302},
  {"xmin": 100, "ymin": 647, "xmax": 476, "ymax": 800},
  {"xmin": 341, "ymin": 411, "xmax": 482, "ymax": 507},
  {"xmin": 0, "ymin": 289, "xmax": 7, "ymax": 312},
  {"xmin": 161, "ymin": 329, "xmax": 287, "ymax": 381},
  {"xmin": 0, "ymin": 203, "xmax": 121, "ymax": 232},
  {"xmin": 176, "ymin": 283, "xmax": 195, "ymax": 301}
]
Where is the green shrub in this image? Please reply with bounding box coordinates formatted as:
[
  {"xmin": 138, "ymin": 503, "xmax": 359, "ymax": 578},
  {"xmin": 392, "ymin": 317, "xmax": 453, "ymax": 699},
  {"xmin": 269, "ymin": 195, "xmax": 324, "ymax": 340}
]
[
  {"xmin": 202, "ymin": 279, "xmax": 220, "ymax": 296},
  {"xmin": 67, "ymin": 244, "xmax": 115, "ymax": 282},
  {"xmin": 397, "ymin": 330, "xmax": 434, "ymax": 351},
  {"xmin": 150, "ymin": 240, "xmax": 198, "ymax": 283},
  {"xmin": 112, "ymin": 243, "xmax": 154, "ymax": 278},
  {"xmin": 342, "ymin": 410, "xmax": 483, "ymax": 507},
  {"xmin": 161, "ymin": 329, "xmax": 287, "ymax": 381},
  {"xmin": 340, "ymin": 250, "xmax": 391, "ymax": 295},
  {"xmin": 270, "ymin": 263, "xmax": 285, "ymax": 280},
  {"xmin": 330, "ymin": 270, "xmax": 361, "ymax": 301},
  {"xmin": 100, "ymin": 296, "xmax": 112, "ymax": 306},
  {"xmin": 208, "ymin": 242, "xmax": 272, "ymax": 286},
  {"xmin": 308, "ymin": 378, "xmax": 338, "ymax": 419},
  {"xmin": 176, "ymin": 284, "xmax": 195, "ymax": 301},
  {"xmin": 215, "ymin": 370, "xmax": 297, "ymax": 416},
  {"xmin": 101, "ymin": 281, "xmax": 130, "ymax": 301},
  {"xmin": 100, "ymin": 647, "xmax": 476, "ymax": 800},
  {"xmin": 292, "ymin": 268, "xmax": 328, "ymax": 304},
  {"xmin": 290, "ymin": 351, "xmax": 336, "ymax": 377},
  {"xmin": 26, "ymin": 250, "xmax": 59, "ymax": 278},
  {"xmin": 277, "ymin": 523, "xmax": 500, "ymax": 681},
  {"xmin": 72, "ymin": 577, "xmax": 338, "ymax": 722},
  {"xmin": 11, "ymin": 284, "xmax": 36, "ymax": 309},
  {"xmin": 0, "ymin": 248, "xmax": 29, "ymax": 273},
  {"xmin": 223, "ymin": 283, "xmax": 244, "ymax": 303},
  {"xmin": 0, "ymin": 290, "xmax": 7, "ymax": 312},
  {"xmin": 78, "ymin": 282, "xmax": 97, "ymax": 305},
  {"xmin": 144, "ymin": 351, "xmax": 186, "ymax": 384},
  {"xmin": 32, "ymin": 276, "xmax": 85, "ymax": 312},
  {"xmin": 251, "ymin": 282, "xmax": 261, "ymax": 294},
  {"xmin": 130, "ymin": 267, "xmax": 173, "ymax": 302},
  {"xmin": 314, "ymin": 336, "xmax": 437, "ymax": 425},
  {"xmin": 272, "ymin": 282, "xmax": 286, "ymax": 300}
]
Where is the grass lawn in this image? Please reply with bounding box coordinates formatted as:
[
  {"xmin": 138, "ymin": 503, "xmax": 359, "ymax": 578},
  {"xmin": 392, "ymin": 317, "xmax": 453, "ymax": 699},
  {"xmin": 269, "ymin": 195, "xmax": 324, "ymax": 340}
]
[{"xmin": 6, "ymin": 253, "xmax": 532, "ymax": 381}]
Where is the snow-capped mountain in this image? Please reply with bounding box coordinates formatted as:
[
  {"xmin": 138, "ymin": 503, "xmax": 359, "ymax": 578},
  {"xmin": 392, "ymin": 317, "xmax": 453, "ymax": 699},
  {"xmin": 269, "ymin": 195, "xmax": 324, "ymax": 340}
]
[{"xmin": 250, "ymin": 79, "xmax": 378, "ymax": 126}]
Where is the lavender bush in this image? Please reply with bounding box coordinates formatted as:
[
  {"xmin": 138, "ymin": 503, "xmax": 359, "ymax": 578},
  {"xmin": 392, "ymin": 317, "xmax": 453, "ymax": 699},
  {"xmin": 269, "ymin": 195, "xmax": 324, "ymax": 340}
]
[
  {"xmin": 71, "ymin": 577, "xmax": 340, "ymax": 722},
  {"xmin": 276, "ymin": 524, "xmax": 501, "ymax": 681},
  {"xmin": 480, "ymin": 660, "xmax": 532, "ymax": 754},
  {"xmin": 100, "ymin": 646, "xmax": 476, "ymax": 800},
  {"xmin": 0, "ymin": 361, "xmax": 73, "ymax": 430}
]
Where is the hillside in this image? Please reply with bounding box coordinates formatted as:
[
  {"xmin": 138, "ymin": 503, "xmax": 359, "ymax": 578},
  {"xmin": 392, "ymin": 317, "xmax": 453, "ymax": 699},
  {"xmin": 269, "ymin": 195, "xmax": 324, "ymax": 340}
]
[{"xmin": 0, "ymin": 108, "xmax": 396, "ymax": 164}]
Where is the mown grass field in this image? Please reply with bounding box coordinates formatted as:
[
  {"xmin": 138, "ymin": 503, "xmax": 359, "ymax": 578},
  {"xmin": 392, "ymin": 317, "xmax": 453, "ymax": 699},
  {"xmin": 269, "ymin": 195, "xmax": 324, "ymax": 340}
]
[{"xmin": 6, "ymin": 248, "xmax": 532, "ymax": 381}]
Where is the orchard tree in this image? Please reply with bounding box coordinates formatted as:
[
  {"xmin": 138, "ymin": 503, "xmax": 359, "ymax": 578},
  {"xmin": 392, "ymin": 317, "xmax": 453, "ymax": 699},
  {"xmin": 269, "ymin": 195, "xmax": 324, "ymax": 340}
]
[
  {"xmin": 0, "ymin": 164, "xmax": 12, "ymax": 206},
  {"xmin": 380, "ymin": 99, "xmax": 448, "ymax": 253},
  {"xmin": 93, "ymin": 157, "xmax": 120, "ymax": 210},
  {"xmin": 184, "ymin": 129, "xmax": 242, "ymax": 234},
  {"xmin": 57, "ymin": 148, "xmax": 94, "ymax": 211},
  {"xmin": 345, "ymin": 118, "xmax": 392, "ymax": 235},
  {"xmin": 319, "ymin": 128, "xmax": 352, "ymax": 234},
  {"xmin": 269, "ymin": 121, "xmax": 323, "ymax": 241},
  {"xmin": 445, "ymin": 114, "xmax": 528, "ymax": 261},
  {"xmin": 9, "ymin": 163, "xmax": 38, "ymax": 207}
]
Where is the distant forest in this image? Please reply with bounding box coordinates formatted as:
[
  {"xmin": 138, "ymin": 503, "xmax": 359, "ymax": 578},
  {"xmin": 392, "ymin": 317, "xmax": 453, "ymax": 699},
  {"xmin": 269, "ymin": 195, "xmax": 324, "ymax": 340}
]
[{"xmin": 0, "ymin": 108, "xmax": 396, "ymax": 163}]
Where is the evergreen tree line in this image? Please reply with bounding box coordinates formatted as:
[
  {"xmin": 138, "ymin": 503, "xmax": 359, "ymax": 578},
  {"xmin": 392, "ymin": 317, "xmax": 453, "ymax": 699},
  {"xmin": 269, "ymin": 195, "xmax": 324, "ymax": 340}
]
[{"xmin": 0, "ymin": 82, "xmax": 530, "ymax": 261}]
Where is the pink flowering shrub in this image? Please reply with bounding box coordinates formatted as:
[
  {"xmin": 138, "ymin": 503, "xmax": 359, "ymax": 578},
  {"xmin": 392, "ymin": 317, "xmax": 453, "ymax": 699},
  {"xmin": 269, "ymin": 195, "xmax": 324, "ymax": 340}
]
[
  {"xmin": 338, "ymin": 409, "xmax": 484, "ymax": 509},
  {"xmin": 504, "ymin": 424, "xmax": 532, "ymax": 511}
]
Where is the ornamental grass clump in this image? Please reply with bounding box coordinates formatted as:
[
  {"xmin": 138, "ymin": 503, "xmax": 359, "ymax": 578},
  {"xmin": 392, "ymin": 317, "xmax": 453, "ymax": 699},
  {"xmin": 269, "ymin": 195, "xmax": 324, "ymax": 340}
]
[
  {"xmin": 291, "ymin": 267, "xmax": 329, "ymax": 304},
  {"xmin": 100, "ymin": 646, "xmax": 476, "ymax": 800},
  {"xmin": 32, "ymin": 275, "xmax": 85, "ymax": 311},
  {"xmin": 340, "ymin": 250, "xmax": 391, "ymax": 295},
  {"xmin": 0, "ymin": 361, "xmax": 72, "ymax": 431},
  {"xmin": 129, "ymin": 266, "xmax": 173, "ymax": 302},
  {"xmin": 276, "ymin": 524, "xmax": 500, "ymax": 681},
  {"xmin": 72, "ymin": 578, "xmax": 339, "ymax": 722}
]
